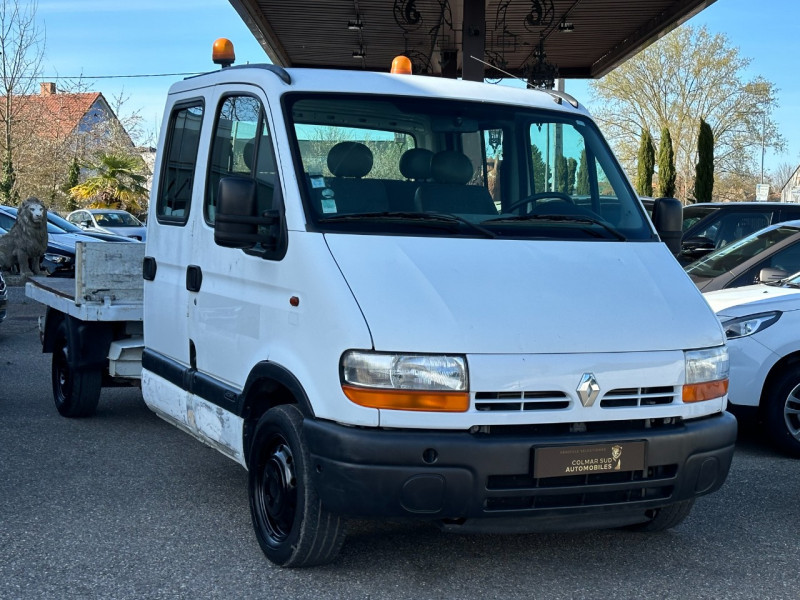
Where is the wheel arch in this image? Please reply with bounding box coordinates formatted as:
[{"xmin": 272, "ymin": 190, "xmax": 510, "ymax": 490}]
[
  {"xmin": 760, "ymin": 351, "xmax": 800, "ymax": 412},
  {"xmin": 240, "ymin": 361, "xmax": 314, "ymax": 467}
]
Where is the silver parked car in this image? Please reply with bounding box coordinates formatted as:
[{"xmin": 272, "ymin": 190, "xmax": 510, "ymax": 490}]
[{"xmin": 67, "ymin": 208, "xmax": 147, "ymax": 242}]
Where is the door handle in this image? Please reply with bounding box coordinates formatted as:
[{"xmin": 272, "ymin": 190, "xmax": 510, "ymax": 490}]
[{"xmin": 186, "ymin": 265, "xmax": 203, "ymax": 292}]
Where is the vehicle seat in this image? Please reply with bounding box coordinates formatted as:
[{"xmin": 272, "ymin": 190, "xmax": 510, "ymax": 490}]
[
  {"xmin": 324, "ymin": 142, "xmax": 389, "ymax": 214},
  {"xmin": 385, "ymin": 148, "xmax": 433, "ymax": 211},
  {"xmin": 415, "ymin": 150, "xmax": 497, "ymax": 216}
]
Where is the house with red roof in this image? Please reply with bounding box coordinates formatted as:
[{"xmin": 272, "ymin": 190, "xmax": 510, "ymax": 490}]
[{"xmin": 21, "ymin": 82, "xmax": 134, "ymax": 149}]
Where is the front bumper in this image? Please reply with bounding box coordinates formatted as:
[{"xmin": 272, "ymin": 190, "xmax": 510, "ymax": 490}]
[{"xmin": 305, "ymin": 411, "xmax": 737, "ymax": 531}]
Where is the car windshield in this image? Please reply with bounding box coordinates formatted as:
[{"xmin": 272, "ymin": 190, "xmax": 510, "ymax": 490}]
[
  {"xmin": 286, "ymin": 93, "xmax": 652, "ymax": 242},
  {"xmin": 94, "ymin": 211, "xmax": 141, "ymax": 227},
  {"xmin": 48, "ymin": 213, "xmax": 82, "ymax": 232},
  {"xmin": 0, "ymin": 208, "xmax": 67, "ymax": 234},
  {"xmin": 684, "ymin": 225, "xmax": 800, "ymax": 278}
]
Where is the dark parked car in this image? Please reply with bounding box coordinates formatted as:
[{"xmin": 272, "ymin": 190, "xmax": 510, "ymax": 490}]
[
  {"xmin": 0, "ymin": 206, "xmax": 105, "ymax": 277},
  {"xmin": 685, "ymin": 220, "xmax": 800, "ymax": 292},
  {"xmin": 0, "ymin": 269, "xmax": 7, "ymax": 323},
  {"xmin": 679, "ymin": 202, "xmax": 800, "ymax": 265}
]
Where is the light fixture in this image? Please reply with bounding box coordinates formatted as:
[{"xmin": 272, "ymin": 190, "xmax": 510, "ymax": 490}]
[
  {"xmin": 352, "ymin": 47, "xmax": 366, "ymax": 59},
  {"xmin": 558, "ymin": 22, "xmax": 574, "ymax": 32},
  {"xmin": 348, "ymin": 18, "xmax": 364, "ymax": 30}
]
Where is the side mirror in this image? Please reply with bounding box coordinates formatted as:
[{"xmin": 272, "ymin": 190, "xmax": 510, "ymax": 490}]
[
  {"xmin": 651, "ymin": 197, "xmax": 682, "ymax": 256},
  {"xmin": 214, "ymin": 176, "xmax": 280, "ymax": 251},
  {"xmin": 758, "ymin": 267, "xmax": 788, "ymax": 284}
]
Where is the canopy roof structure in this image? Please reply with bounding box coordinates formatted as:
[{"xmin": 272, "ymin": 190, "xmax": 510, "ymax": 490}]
[{"xmin": 228, "ymin": 0, "xmax": 716, "ymax": 85}]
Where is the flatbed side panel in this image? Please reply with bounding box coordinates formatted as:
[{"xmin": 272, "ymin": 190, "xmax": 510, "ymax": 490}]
[{"xmin": 76, "ymin": 242, "xmax": 145, "ymax": 305}]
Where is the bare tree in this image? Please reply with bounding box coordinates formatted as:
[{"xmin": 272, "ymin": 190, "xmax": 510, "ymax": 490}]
[
  {"xmin": 0, "ymin": 0, "xmax": 44, "ymax": 204},
  {"xmin": 590, "ymin": 25, "xmax": 783, "ymax": 203},
  {"xmin": 769, "ymin": 161, "xmax": 798, "ymax": 193}
]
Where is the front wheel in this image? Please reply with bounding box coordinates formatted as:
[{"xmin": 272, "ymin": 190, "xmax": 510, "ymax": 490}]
[
  {"xmin": 248, "ymin": 404, "xmax": 345, "ymax": 567},
  {"xmin": 764, "ymin": 368, "xmax": 800, "ymax": 457},
  {"xmin": 51, "ymin": 322, "xmax": 102, "ymax": 418}
]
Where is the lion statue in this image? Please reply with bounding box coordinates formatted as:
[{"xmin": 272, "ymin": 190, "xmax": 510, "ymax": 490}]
[{"xmin": 0, "ymin": 197, "xmax": 49, "ymax": 276}]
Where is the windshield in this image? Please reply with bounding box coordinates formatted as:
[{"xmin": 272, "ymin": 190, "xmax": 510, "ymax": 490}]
[
  {"xmin": 48, "ymin": 212, "xmax": 82, "ymax": 232},
  {"xmin": 94, "ymin": 211, "xmax": 141, "ymax": 227},
  {"xmin": 0, "ymin": 208, "xmax": 67, "ymax": 234},
  {"xmin": 286, "ymin": 94, "xmax": 652, "ymax": 242},
  {"xmin": 685, "ymin": 225, "xmax": 800, "ymax": 278},
  {"xmin": 682, "ymin": 206, "xmax": 717, "ymax": 233}
]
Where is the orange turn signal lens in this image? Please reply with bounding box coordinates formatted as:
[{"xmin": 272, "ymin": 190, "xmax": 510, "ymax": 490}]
[
  {"xmin": 683, "ymin": 379, "xmax": 729, "ymax": 403},
  {"xmin": 342, "ymin": 385, "xmax": 468, "ymax": 412},
  {"xmin": 391, "ymin": 55, "xmax": 413, "ymax": 75},
  {"xmin": 212, "ymin": 38, "xmax": 236, "ymax": 67}
]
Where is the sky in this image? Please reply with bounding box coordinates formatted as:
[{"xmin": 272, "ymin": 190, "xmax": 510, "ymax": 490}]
[{"xmin": 35, "ymin": 0, "xmax": 800, "ymax": 177}]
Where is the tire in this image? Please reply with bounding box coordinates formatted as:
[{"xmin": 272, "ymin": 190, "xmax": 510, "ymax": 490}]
[
  {"xmin": 764, "ymin": 368, "xmax": 800, "ymax": 457},
  {"xmin": 248, "ymin": 404, "xmax": 346, "ymax": 567},
  {"xmin": 627, "ymin": 499, "xmax": 695, "ymax": 532},
  {"xmin": 51, "ymin": 322, "xmax": 102, "ymax": 418}
]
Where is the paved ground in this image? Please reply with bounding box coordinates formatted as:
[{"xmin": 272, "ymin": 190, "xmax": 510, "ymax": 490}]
[{"xmin": 1, "ymin": 282, "xmax": 799, "ymax": 599}]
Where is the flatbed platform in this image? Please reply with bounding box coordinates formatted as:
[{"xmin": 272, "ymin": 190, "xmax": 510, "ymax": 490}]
[{"xmin": 25, "ymin": 242, "xmax": 145, "ymax": 322}]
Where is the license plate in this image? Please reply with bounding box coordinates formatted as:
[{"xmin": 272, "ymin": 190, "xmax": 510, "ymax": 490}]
[{"xmin": 533, "ymin": 441, "xmax": 646, "ymax": 479}]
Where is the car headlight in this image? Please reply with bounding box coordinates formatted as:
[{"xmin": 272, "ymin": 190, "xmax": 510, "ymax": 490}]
[
  {"xmin": 341, "ymin": 351, "xmax": 469, "ymax": 412},
  {"xmin": 721, "ymin": 311, "xmax": 781, "ymax": 340},
  {"xmin": 43, "ymin": 253, "xmax": 73, "ymax": 264},
  {"xmin": 683, "ymin": 346, "xmax": 729, "ymax": 403}
]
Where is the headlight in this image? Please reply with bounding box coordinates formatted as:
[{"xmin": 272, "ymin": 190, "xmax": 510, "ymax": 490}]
[
  {"xmin": 721, "ymin": 311, "xmax": 781, "ymax": 340},
  {"xmin": 44, "ymin": 253, "xmax": 73, "ymax": 264},
  {"xmin": 683, "ymin": 346, "xmax": 729, "ymax": 403},
  {"xmin": 341, "ymin": 351, "xmax": 469, "ymax": 412}
]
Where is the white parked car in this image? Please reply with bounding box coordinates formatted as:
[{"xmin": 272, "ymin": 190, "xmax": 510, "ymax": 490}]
[
  {"xmin": 704, "ymin": 273, "xmax": 800, "ymax": 456},
  {"xmin": 67, "ymin": 209, "xmax": 147, "ymax": 241}
]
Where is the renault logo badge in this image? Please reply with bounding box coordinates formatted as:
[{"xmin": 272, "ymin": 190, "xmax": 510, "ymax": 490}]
[{"xmin": 577, "ymin": 373, "xmax": 600, "ymax": 407}]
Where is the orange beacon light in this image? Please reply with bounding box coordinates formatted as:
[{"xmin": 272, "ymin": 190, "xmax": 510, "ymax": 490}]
[
  {"xmin": 212, "ymin": 38, "xmax": 236, "ymax": 68},
  {"xmin": 391, "ymin": 55, "xmax": 413, "ymax": 75}
]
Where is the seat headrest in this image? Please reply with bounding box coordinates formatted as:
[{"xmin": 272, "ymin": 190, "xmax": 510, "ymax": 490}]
[
  {"xmin": 399, "ymin": 148, "xmax": 433, "ymax": 180},
  {"xmin": 327, "ymin": 142, "xmax": 373, "ymax": 178},
  {"xmin": 431, "ymin": 151, "xmax": 473, "ymax": 185}
]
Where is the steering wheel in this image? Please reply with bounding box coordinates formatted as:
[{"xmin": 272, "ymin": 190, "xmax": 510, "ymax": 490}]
[{"xmin": 505, "ymin": 191, "xmax": 575, "ymax": 214}]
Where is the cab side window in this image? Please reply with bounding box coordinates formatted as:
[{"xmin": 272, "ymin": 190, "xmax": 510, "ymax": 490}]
[
  {"xmin": 205, "ymin": 95, "xmax": 278, "ymax": 224},
  {"xmin": 156, "ymin": 102, "xmax": 204, "ymax": 224}
]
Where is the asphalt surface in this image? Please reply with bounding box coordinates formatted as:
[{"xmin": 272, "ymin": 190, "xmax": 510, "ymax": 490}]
[{"xmin": 1, "ymin": 282, "xmax": 799, "ymax": 600}]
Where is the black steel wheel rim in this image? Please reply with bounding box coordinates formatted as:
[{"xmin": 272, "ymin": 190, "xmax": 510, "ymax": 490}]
[
  {"xmin": 255, "ymin": 435, "xmax": 297, "ymax": 545},
  {"xmin": 53, "ymin": 341, "xmax": 70, "ymax": 405}
]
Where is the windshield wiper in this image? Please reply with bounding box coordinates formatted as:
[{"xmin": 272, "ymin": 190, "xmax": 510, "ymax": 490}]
[
  {"xmin": 483, "ymin": 214, "xmax": 626, "ymax": 241},
  {"xmin": 318, "ymin": 211, "xmax": 497, "ymax": 238}
]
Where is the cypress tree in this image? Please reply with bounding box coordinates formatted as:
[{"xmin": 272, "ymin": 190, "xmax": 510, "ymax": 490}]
[
  {"xmin": 576, "ymin": 149, "xmax": 590, "ymax": 195},
  {"xmin": 694, "ymin": 118, "xmax": 714, "ymax": 203},
  {"xmin": 635, "ymin": 129, "xmax": 655, "ymax": 196},
  {"xmin": 566, "ymin": 157, "xmax": 578, "ymax": 195},
  {"xmin": 657, "ymin": 126, "xmax": 676, "ymax": 198},
  {"xmin": 64, "ymin": 157, "xmax": 81, "ymax": 211}
]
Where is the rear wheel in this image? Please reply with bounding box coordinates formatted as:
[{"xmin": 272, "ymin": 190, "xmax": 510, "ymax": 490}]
[
  {"xmin": 627, "ymin": 499, "xmax": 695, "ymax": 532},
  {"xmin": 764, "ymin": 368, "xmax": 800, "ymax": 457},
  {"xmin": 248, "ymin": 404, "xmax": 345, "ymax": 567},
  {"xmin": 51, "ymin": 322, "xmax": 102, "ymax": 418}
]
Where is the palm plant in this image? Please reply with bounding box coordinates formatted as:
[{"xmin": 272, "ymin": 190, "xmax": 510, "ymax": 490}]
[{"xmin": 69, "ymin": 152, "xmax": 149, "ymax": 213}]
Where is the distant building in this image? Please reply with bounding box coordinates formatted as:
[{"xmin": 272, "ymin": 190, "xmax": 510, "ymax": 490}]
[
  {"xmin": 0, "ymin": 82, "xmax": 134, "ymax": 153},
  {"xmin": 781, "ymin": 164, "xmax": 800, "ymax": 203}
]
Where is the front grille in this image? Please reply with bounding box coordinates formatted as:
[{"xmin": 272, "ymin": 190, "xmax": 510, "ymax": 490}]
[
  {"xmin": 484, "ymin": 464, "xmax": 678, "ymax": 511},
  {"xmin": 600, "ymin": 386, "xmax": 678, "ymax": 408},
  {"xmin": 475, "ymin": 391, "xmax": 570, "ymax": 412}
]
